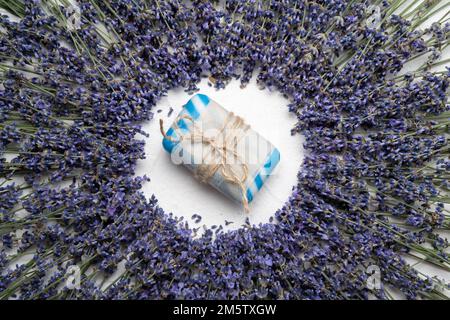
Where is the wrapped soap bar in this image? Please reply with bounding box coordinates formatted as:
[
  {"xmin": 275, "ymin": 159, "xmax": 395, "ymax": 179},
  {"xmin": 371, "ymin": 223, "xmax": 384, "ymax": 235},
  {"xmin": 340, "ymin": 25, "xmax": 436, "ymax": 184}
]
[{"xmin": 160, "ymin": 94, "xmax": 280, "ymax": 211}]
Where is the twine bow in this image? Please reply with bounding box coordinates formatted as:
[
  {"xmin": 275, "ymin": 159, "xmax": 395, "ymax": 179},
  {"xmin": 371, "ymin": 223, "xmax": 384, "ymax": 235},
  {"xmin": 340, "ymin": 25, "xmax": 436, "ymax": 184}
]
[{"xmin": 160, "ymin": 112, "xmax": 251, "ymax": 212}]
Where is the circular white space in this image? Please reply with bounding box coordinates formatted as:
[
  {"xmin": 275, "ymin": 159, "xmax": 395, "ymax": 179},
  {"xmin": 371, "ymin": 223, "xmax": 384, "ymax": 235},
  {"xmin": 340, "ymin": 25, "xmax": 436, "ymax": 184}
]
[{"xmin": 135, "ymin": 78, "xmax": 305, "ymax": 232}]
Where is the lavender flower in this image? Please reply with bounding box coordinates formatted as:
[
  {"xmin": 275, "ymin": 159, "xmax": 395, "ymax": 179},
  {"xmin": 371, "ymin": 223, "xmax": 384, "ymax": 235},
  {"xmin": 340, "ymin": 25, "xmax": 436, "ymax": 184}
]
[{"xmin": 0, "ymin": 0, "xmax": 448, "ymax": 300}]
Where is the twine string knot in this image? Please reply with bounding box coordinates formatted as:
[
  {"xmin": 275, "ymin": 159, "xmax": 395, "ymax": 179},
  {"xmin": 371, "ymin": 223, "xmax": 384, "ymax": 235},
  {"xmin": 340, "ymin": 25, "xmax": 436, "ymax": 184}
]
[{"xmin": 160, "ymin": 112, "xmax": 251, "ymax": 212}]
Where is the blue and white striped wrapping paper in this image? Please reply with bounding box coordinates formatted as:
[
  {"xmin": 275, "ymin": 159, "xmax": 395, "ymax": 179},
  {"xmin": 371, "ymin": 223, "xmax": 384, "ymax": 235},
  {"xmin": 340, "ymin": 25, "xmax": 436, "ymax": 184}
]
[{"xmin": 162, "ymin": 94, "xmax": 280, "ymax": 209}]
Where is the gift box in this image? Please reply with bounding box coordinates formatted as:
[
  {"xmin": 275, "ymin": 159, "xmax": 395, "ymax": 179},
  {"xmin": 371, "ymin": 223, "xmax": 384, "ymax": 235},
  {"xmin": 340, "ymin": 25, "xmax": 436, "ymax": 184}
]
[{"xmin": 160, "ymin": 94, "xmax": 280, "ymax": 211}]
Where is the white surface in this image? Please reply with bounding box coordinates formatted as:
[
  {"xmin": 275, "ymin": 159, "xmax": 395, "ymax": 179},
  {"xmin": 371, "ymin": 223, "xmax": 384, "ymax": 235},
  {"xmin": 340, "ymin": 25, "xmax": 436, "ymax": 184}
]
[
  {"xmin": 135, "ymin": 78, "xmax": 304, "ymax": 232},
  {"xmin": 1, "ymin": 1, "xmax": 448, "ymax": 296}
]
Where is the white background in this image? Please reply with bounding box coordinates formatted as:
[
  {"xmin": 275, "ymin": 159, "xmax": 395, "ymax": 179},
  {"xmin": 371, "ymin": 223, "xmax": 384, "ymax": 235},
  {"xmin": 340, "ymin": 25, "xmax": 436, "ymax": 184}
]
[
  {"xmin": 135, "ymin": 78, "xmax": 304, "ymax": 232},
  {"xmin": 1, "ymin": 1, "xmax": 448, "ymax": 296}
]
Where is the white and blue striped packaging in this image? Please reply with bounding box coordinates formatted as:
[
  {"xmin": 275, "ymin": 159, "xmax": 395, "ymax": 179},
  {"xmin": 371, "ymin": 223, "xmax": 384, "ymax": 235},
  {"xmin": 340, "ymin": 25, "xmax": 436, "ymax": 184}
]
[{"xmin": 162, "ymin": 94, "xmax": 280, "ymax": 209}]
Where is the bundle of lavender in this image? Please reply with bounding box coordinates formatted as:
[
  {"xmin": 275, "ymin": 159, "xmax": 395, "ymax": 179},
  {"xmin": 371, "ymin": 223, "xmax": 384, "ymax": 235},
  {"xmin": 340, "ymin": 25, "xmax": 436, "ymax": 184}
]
[{"xmin": 0, "ymin": 0, "xmax": 449, "ymax": 300}]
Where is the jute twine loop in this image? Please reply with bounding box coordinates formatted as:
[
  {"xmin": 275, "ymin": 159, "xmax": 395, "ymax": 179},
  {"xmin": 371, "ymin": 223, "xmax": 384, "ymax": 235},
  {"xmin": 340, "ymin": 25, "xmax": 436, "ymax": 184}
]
[{"xmin": 160, "ymin": 112, "xmax": 251, "ymax": 212}]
